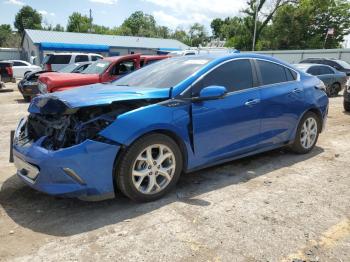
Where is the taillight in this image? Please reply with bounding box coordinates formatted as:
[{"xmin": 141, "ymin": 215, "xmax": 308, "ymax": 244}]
[
  {"xmin": 44, "ymin": 64, "xmax": 52, "ymax": 71},
  {"xmin": 5, "ymin": 66, "xmax": 13, "ymax": 76}
]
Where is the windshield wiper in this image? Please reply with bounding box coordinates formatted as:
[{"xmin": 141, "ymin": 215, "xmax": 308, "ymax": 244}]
[{"xmin": 114, "ymin": 84, "xmax": 129, "ymax": 86}]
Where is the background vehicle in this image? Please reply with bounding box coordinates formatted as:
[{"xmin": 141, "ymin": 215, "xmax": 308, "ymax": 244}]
[
  {"xmin": 294, "ymin": 63, "xmax": 347, "ymax": 96},
  {"xmin": 7, "ymin": 60, "xmax": 41, "ymax": 78},
  {"xmin": 42, "ymin": 53, "xmax": 103, "ymax": 71},
  {"xmin": 300, "ymin": 58, "xmax": 350, "ymax": 76},
  {"xmin": 13, "ymin": 54, "xmax": 328, "ymax": 202},
  {"xmin": 18, "ymin": 62, "xmax": 92, "ymax": 101},
  {"xmin": 344, "ymin": 78, "xmax": 350, "ymax": 111},
  {"xmin": 0, "ymin": 61, "xmax": 15, "ymax": 87},
  {"xmin": 37, "ymin": 54, "xmax": 169, "ymax": 93}
]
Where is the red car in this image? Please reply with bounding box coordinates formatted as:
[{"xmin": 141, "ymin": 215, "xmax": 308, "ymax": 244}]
[{"xmin": 37, "ymin": 54, "xmax": 169, "ymax": 93}]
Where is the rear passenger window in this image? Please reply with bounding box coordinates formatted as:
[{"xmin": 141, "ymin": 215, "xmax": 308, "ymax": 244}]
[
  {"xmin": 319, "ymin": 66, "xmax": 334, "ymax": 75},
  {"xmin": 49, "ymin": 55, "xmax": 71, "ymax": 64},
  {"xmin": 285, "ymin": 68, "xmax": 297, "ymax": 81},
  {"xmin": 192, "ymin": 59, "xmax": 254, "ymax": 95},
  {"xmin": 257, "ymin": 60, "xmax": 291, "ymax": 85},
  {"xmin": 307, "ymin": 67, "xmax": 320, "ymax": 76},
  {"xmin": 92, "ymin": 55, "xmax": 102, "ymax": 61},
  {"xmin": 75, "ymin": 55, "xmax": 89, "ymax": 62}
]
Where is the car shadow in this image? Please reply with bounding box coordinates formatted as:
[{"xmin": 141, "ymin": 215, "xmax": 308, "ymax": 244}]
[
  {"xmin": 15, "ymin": 98, "xmax": 29, "ymax": 104},
  {"xmin": 0, "ymin": 88, "xmax": 13, "ymax": 93},
  {"xmin": 0, "ymin": 146, "xmax": 324, "ymax": 237}
]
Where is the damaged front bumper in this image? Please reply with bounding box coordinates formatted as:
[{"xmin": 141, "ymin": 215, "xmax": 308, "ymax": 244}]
[{"xmin": 13, "ymin": 119, "xmax": 121, "ymax": 200}]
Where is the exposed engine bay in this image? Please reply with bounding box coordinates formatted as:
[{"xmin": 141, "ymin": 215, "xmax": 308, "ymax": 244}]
[{"xmin": 21, "ymin": 100, "xmax": 157, "ymax": 150}]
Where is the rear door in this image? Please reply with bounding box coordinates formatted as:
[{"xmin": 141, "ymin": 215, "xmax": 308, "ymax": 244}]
[
  {"xmin": 191, "ymin": 59, "xmax": 262, "ymax": 165},
  {"xmin": 12, "ymin": 61, "xmax": 28, "ymax": 78},
  {"xmin": 255, "ymin": 59, "xmax": 306, "ymax": 147}
]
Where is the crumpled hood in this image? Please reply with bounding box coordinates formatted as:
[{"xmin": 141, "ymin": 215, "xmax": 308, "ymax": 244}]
[{"xmin": 29, "ymin": 83, "xmax": 171, "ymax": 114}]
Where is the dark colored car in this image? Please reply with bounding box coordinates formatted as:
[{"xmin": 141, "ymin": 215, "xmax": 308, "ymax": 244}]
[
  {"xmin": 0, "ymin": 61, "xmax": 15, "ymax": 88},
  {"xmin": 300, "ymin": 58, "xmax": 350, "ymax": 76},
  {"xmin": 294, "ymin": 63, "xmax": 347, "ymax": 96},
  {"xmin": 12, "ymin": 54, "xmax": 329, "ymax": 202},
  {"xmin": 344, "ymin": 79, "xmax": 350, "ymax": 111},
  {"xmin": 18, "ymin": 62, "xmax": 92, "ymax": 101}
]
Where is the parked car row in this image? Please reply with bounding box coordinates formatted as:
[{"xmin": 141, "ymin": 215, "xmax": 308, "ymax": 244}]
[
  {"xmin": 18, "ymin": 62, "xmax": 92, "ymax": 101},
  {"xmin": 11, "ymin": 53, "xmax": 329, "ymax": 202},
  {"xmin": 296, "ymin": 58, "xmax": 350, "ymax": 112}
]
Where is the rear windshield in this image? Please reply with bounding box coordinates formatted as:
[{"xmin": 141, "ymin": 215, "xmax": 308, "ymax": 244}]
[
  {"xmin": 335, "ymin": 60, "xmax": 350, "ymax": 69},
  {"xmin": 113, "ymin": 57, "xmax": 213, "ymax": 88},
  {"xmin": 58, "ymin": 63, "xmax": 80, "ymax": 73},
  {"xmin": 44, "ymin": 55, "xmax": 71, "ymax": 64},
  {"xmin": 81, "ymin": 60, "xmax": 111, "ymax": 74}
]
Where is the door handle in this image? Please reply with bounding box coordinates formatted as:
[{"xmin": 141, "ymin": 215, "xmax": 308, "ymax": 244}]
[
  {"xmin": 245, "ymin": 99, "xmax": 260, "ymax": 106},
  {"xmin": 292, "ymin": 88, "xmax": 303, "ymax": 93}
]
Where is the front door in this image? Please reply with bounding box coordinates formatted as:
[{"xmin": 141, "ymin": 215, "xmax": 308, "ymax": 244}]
[{"xmin": 191, "ymin": 59, "xmax": 262, "ymax": 166}]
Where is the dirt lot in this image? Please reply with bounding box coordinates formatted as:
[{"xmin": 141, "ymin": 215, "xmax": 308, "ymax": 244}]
[{"xmin": 0, "ymin": 82, "xmax": 349, "ymax": 262}]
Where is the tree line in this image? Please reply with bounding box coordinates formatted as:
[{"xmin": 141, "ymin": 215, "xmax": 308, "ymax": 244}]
[{"xmin": 0, "ymin": 0, "xmax": 349, "ymax": 50}]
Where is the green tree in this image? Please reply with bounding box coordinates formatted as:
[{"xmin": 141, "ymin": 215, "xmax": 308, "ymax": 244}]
[
  {"xmin": 271, "ymin": 0, "xmax": 350, "ymax": 49},
  {"xmin": 14, "ymin": 6, "xmax": 42, "ymax": 35},
  {"xmin": 0, "ymin": 24, "xmax": 12, "ymax": 46},
  {"xmin": 171, "ymin": 28, "xmax": 191, "ymax": 45},
  {"xmin": 121, "ymin": 11, "xmax": 157, "ymax": 37},
  {"xmin": 67, "ymin": 12, "xmax": 91, "ymax": 33},
  {"xmin": 211, "ymin": 18, "xmax": 224, "ymax": 38},
  {"xmin": 188, "ymin": 23, "xmax": 208, "ymax": 47}
]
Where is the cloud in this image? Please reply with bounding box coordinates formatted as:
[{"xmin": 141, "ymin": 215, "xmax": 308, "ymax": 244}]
[
  {"xmin": 3, "ymin": 0, "xmax": 24, "ymax": 5},
  {"xmin": 39, "ymin": 10, "xmax": 55, "ymax": 16},
  {"xmin": 144, "ymin": 0, "xmax": 246, "ymax": 17},
  {"xmin": 145, "ymin": 0, "xmax": 246, "ymax": 30},
  {"xmin": 89, "ymin": 0, "xmax": 118, "ymax": 4},
  {"xmin": 153, "ymin": 10, "xmax": 210, "ymax": 29}
]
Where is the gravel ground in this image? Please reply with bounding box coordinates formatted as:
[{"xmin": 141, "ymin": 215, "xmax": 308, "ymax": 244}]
[{"xmin": 0, "ymin": 82, "xmax": 349, "ymax": 262}]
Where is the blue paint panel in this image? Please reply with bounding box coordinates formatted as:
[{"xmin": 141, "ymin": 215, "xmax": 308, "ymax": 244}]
[
  {"xmin": 14, "ymin": 139, "xmax": 120, "ymax": 198},
  {"xmin": 40, "ymin": 42, "xmax": 109, "ymax": 52}
]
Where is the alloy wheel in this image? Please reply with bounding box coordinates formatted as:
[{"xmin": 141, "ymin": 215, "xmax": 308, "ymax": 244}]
[
  {"xmin": 300, "ymin": 117, "xmax": 318, "ymax": 149},
  {"xmin": 132, "ymin": 144, "xmax": 176, "ymax": 195}
]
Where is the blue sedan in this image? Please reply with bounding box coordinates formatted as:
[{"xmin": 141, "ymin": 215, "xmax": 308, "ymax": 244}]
[{"xmin": 12, "ymin": 54, "xmax": 329, "ymax": 202}]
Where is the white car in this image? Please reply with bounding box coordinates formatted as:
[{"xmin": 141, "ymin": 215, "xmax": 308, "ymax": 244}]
[
  {"xmin": 42, "ymin": 53, "xmax": 103, "ymax": 71},
  {"xmin": 8, "ymin": 60, "xmax": 41, "ymax": 78}
]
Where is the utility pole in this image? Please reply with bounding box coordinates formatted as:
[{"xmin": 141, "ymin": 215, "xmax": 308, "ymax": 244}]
[
  {"xmin": 89, "ymin": 9, "xmax": 93, "ymax": 33},
  {"xmin": 252, "ymin": 0, "xmax": 259, "ymax": 51}
]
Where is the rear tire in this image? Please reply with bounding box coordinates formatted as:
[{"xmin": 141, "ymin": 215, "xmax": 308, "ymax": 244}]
[
  {"xmin": 344, "ymin": 100, "xmax": 350, "ymax": 112},
  {"xmin": 327, "ymin": 83, "xmax": 340, "ymax": 97},
  {"xmin": 290, "ymin": 111, "xmax": 320, "ymax": 154},
  {"xmin": 115, "ymin": 133, "xmax": 183, "ymax": 202}
]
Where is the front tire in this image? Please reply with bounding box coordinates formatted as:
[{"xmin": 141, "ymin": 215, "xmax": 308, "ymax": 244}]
[
  {"xmin": 290, "ymin": 112, "xmax": 320, "ymax": 154},
  {"xmin": 116, "ymin": 133, "xmax": 183, "ymax": 202}
]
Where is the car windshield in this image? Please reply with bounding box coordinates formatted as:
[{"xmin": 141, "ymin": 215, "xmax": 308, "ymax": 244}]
[
  {"xmin": 81, "ymin": 60, "xmax": 111, "ymax": 74},
  {"xmin": 113, "ymin": 57, "xmax": 213, "ymax": 88},
  {"xmin": 58, "ymin": 63, "xmax": 80, "ymax": 73},
  {"xmin": 335, "ymin": 60, "xmax": 350, "ymax": 70}
]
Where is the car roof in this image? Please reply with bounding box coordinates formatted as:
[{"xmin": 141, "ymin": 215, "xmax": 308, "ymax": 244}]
[
  {"xmin": 45, "ymin": 53, "xmax": 102, "ymax": 56},
  {"xmin": 294, "ymin": 63, "xmax": 335, "ymax": 71}
]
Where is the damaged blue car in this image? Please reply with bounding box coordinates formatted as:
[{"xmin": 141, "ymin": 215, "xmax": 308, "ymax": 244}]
[{"xmin": 12, "ymin": 54, "xmax": 329, "ymax": 202}]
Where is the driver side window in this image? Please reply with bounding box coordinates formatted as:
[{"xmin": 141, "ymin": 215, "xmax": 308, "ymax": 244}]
[
  {"xmin": 191, "ymin": 59, "xmax": 254, "ymax": 96},
  {"xmin": 111, "ymin": 60, "xmax": 135, "ymax": 76}
]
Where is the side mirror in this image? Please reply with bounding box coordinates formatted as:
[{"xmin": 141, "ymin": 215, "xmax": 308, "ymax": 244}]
[{"xmin": 193, "ymin": 86, "xmax": 227, "ymax": 102}]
